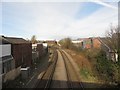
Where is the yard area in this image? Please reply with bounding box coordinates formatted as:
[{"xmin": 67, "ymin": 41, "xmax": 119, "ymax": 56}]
[{"xmin": 2, "ymin": 53, "xmax": 50, "ymax": 88}]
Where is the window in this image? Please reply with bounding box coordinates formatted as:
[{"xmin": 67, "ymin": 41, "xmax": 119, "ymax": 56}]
[
  {"xmin": 2, "ymin": 63, "xmax": 4, "ymax": 74},
  {"xmin": 2, "ymin": 60, "xmax": 12, "ymax": 74}
]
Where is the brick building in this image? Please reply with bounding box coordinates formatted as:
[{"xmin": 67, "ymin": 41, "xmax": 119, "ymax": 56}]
[
  {"xmin": 79, "ymin": 37, "xmax": 101, "ymax": 49},
  {"xmin": 32, "ymin": 43, "xmax": 48, "ymax": 63},
  {"xmin": 37, "ymin": 43, "xmax": 45, "ymax": 58},
  {"xmin": 4, "ymin": 36, "xmax": 32, "ymax": 68},
  {"xmin": 2, "ymin": 36, "xmax": 32, "ymax": 79}
]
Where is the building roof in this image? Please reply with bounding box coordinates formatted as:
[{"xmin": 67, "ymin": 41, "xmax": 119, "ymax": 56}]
[
  {"xmin": 72, "ymin": 40, "xmax": 83, "ymax": 43},
  {"xmin": 43, "ymin": 43, "xmax": 48, "ymax": 47},
  {"xmin": 32, "ymin": 44, "xmax": 37, "ymax": 47},
  {"xmin": 4, "ymin": 36, "xmax": 30, "ymax": 44},
  {"xmin": 98, "ymin": 37, "xmax": 111, "ymax": 51},
  {"xmin": 0, "ymin": 36, "xmax": 10, "ymax": 44}
]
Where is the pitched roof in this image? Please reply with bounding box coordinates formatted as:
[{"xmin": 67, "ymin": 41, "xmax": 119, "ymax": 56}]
[
  {"xmin": 98, "ymin": 37, "xmax": 111, "ymax": 50},
  {"xmin": 4, "ymin": 36, "xmax": 30, "ymax": 44},
  {"xmin": 0, "ymin": 36, "xmax": 10, "ymax": 44}
]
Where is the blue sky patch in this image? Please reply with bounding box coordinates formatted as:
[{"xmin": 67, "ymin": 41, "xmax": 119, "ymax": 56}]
[{"xmin": 75, "ymin": 2, "xmax": 103, "ymax": 20}]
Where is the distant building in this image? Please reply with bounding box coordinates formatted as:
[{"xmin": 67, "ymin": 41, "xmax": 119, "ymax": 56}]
[
  {"xmin": 43, "ymin": 43, "xmax": 48, "ymax": 53},
  {"xmin": 76, "ymin": 37, "xmax": 101, "ymax": 49},
  {"xmin": 36, "ymin": 43, "xmax": 44, "ymax": 58},
  {"xmin": 79, "ymin": 38, "xmax": 93, "ymax": 49},
  {"xmin": 72, "ymin": 40, "xmax": 83, "ymax": 44},
  {"xmin": 92, "ymin": 38, "xmax": 101, "ymax": 49},
  {"xmin": 32, "ymin": 44, "xmax": 39, "ymax": 63},
  {"xmin": 71, "ymin": 40, "xmax": 83, "ymax": 48},
  {"xmin": 73, "ymin": 37, "xmax": 118, "ymax": 62},
  {"xmin": 32, "ymin": 43, "xmax": 48, "ymax": 63},
  {"xmin": 45, "ymin": 40, "xmax": 57, "ymax": 46}
]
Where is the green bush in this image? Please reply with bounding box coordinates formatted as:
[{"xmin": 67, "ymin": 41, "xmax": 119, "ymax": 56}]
[
  {"xmin": 59, "ymin": 38, "xmax": 73, "ymax": 49},
  {"xmin": 96, "ymin": 50, "xmax": 119, "ymax": 83},
  {"xmin": 77, "ymin": 48, "xmax": 100, "ymax": 60}
]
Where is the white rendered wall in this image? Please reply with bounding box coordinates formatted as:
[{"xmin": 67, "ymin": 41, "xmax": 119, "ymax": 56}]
[
  {"xmin": 0, "ymin": 44, "xmax": 11, "ymax": 57},
  {"xmin": 0, "ymin": 44, "xmax": 11, "ymax": 89}
]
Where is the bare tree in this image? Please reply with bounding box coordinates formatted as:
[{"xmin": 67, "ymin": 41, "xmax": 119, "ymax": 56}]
[
  {"xmin": 118, "ymin": 26, "xmax": 120, "ymax": 87},
  {"xmin": 118, "ymin": 26, "xmax": 120, "ymax": 63},
  {"xmin": 31, "ymin": 35, "xmax": 37, "ymax": 44},
  {"xmin": 59, "ymin": 38, "xmax": 73, "ymax": 49},
  {"xmin": 105, "ymin": 25, "xmax": 119, "ymax": 61},
  {"xmin": 105, "ymin": 25, "xmax": 120, "ymax": 86}
]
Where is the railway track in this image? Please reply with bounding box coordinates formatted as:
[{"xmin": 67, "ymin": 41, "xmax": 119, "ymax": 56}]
[
  {"xmin": 34, "ymin": 49, "xmax": 58, "ymax": 89},
  {"xmin": 59, "ymin": 50, "xmax": 84, "ymax": 89},
  {"xmin": 35, "ymin": 49, "xmax": 84, "ymax": 89}
]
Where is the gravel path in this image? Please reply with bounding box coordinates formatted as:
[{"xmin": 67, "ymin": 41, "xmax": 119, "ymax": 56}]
[
  {"xmin": 51, "ymin": 50, "xmax": 68, "ymax": 88},
  {"xmin": 62, "ymin": 50, "xmax": 81, "ymax": 81}
]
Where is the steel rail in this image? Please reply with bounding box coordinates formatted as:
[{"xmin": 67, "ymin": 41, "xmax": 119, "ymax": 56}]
[
  {"xmin": 44, "ymin": 50, "xmax": 58, "ymax": 89},
  {"xmin": 60, "ymin": 50, "xmax": 84, "ymax": 89},
  {"xmin": 59, "ymin": 50, "xmax": 74, "ymax": 90},
  {"xmin": 34, "ymin": 50, "xmax": 58, "ymax": 89}
]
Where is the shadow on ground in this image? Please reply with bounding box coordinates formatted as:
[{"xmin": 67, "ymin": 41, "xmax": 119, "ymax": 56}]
[
  {"xmin": 34, "ymin": 79, "xmax": 119, "ymax": 89},
  {"xmin": 2, "ymin": 73, "xmax": 119, "ymax": 89},
  {"xmin": 2, "ymin": 53, "xmax": 50, "ymax": 89}
]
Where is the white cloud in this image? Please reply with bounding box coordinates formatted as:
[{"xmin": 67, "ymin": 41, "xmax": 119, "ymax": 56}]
[
  {"xmin": 13, "ymin": 2, "xmax": 82, "ymax": 39},
  {"xmin": 2, "ymin": 2, "xmax": 118, "ymax": 40},
  {"xmin": 90, "ymin": 0, "xmax": 118, "ymax": 10},
  {"xmin": 65, "ymin": 6, "xmax": 118, "ymax": 38}
]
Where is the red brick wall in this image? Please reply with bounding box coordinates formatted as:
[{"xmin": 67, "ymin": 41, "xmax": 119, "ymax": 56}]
[
  {"xmin": 93, "ymin": 38, "xmax": 101, "ymax": 49},
  {"xmin": 83, "ymin": 38, "xmax": 101, "ymax": 49},
  {"xmin": 12, "ymin": 43, "xmax": 32, "ymax": 68}
]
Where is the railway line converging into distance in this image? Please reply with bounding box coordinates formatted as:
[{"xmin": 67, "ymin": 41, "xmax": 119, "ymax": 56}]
[{"xmin": 35, "ymin": 48, "xmax": 84, "ymax": 89}]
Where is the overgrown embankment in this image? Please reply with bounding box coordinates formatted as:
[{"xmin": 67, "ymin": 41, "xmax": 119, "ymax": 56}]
[
  {"xmin": 66, "ymin": 48, "xmax": 119, "ymax": 87},
  {"xmin": 59, "ymin": 38, "xmax": 119, "ymax": 87}
]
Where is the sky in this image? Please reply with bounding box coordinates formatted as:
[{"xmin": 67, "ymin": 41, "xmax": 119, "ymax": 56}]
[{"xmin": 0, "ymin": 0, "xmax": 119, "ymax": 40}]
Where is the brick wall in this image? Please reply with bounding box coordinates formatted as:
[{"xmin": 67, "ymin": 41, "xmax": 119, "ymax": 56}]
[
  {"xmin": 93, "ymin": 38, "xmax": 101, "ymax": 48},
  {"xmin": 12, "ymin": 43, "xmax": 32, "ymax": 68}
]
